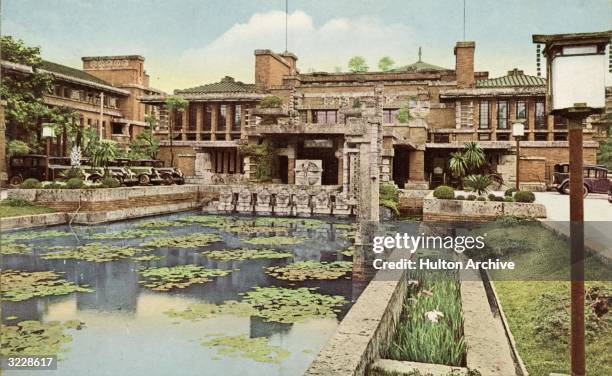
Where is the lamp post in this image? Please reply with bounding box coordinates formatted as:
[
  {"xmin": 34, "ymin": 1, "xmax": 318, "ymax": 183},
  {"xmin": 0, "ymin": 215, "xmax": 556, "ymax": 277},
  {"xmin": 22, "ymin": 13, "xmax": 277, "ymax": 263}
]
[
  {"xmin": 512, "ymin": 122, "xmax": 525, "ymax": 190},
  {"xmin": 41, "ymin": 123, "xmax": 56, "ymax": 181},
  {"xmin": 533, "ymin": 31, "xmax": 610, "ymax": 376}
]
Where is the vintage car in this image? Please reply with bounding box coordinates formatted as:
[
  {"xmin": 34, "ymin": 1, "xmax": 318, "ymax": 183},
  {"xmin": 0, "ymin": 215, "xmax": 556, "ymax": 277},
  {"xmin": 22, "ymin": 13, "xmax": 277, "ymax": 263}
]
[
  {"xmin": 112, "ymin": 159, "xmax": 184, "ymax": 185},
  {"xmin": 553, "ymin": 163, "xmax": 611, "ymax": 196},
  {"xmin": 8, "ymin": 155, "xmax": 72, "ymax": 185}
]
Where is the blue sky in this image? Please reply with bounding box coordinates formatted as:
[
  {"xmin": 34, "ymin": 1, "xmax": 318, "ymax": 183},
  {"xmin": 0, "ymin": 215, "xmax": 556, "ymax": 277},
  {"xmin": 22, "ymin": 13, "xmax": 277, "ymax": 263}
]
[{"xmin": 3, "ymin": 0, "xmax": 610, "ymax": 92}]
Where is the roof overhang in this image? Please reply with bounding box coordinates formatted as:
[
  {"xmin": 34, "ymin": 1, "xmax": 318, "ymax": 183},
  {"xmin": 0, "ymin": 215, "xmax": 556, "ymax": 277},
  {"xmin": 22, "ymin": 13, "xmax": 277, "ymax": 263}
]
[
  {"xmin": 440, "ymin": 86, "xmax": 545, "ymax": 99},
  {"xmin": 139, "ymin": 93, "xmax": 265, "ymax": 103},
  {"xmin": 425, "ymin": 142, "xmax": 512, "ymax": 150}
]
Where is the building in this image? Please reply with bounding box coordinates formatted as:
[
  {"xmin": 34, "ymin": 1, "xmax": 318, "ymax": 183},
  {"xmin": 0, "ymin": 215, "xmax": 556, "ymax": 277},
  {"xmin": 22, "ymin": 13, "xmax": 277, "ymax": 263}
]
[{"xmin": 141, "ymin": 41, "xmax": 607, "ymax": 190}]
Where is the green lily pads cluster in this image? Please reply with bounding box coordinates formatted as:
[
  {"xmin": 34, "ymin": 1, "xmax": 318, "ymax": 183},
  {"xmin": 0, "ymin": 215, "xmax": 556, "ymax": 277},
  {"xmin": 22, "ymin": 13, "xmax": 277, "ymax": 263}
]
[
  {"xmin": 333, "ymin": 223, "xmax": 358, "ymax": 230},
  {"xmin": 140, "ymin": 233, "xmax": 222, "ymax": 248},
  {"xmin": 254, "ymin": 217, "xmax": 326, "ymax": 229},
  {"xmin": 164, "ymin": 300, "xmax": 255, "ymax": 321},
  {"xmin": 202, "ymin": 334, "xmax": 290, "ymax": 364},
  {"xmin": 41, "ymin": 243, "xmax": 146, "ymax": 262},
  {"xmin": 88, "ymin": 229, "xmax": 168, "ymax": 239},
  {"xmin": 1, "ymin": 270, "xmax": 93, "ymax": 302},
  {"xmin": 3, "ymin": 230, "xmax": 72, "ymax": 242},
  {"xmin": 204, "ymin": 248, "xmax": 293, "ymax": 261},
  {"xmin": 136, "ymin": 220, "xmax": 184, "ymax": 228},
  {"xmin": 1, "ymin": 320, "xmax": 85, "ymax": 357},
  {"xmin": 240, "ymin": 287, "xmax": 347, "ymax": 323},
  {"xmin": 266, "ymin": 261, "xmax": 353, "ymax": 281},
  {"xmin": 244, "ymin": 236, "xmax": 307, "ymax": 246},
  {"xmin": 341, "ymin": 247, "xmax": 355, "ymax": 257},
  {"xmin": 1, "ymin": 242, "xmax": 32, "ymax": 255},
  {"xmin": 178, "ymin": 215, "xmax": 227, "ymax": 224},
  {"xmin": 132, "ymin": 254, "xmax": 165, "ymax": 262},
  {"xmin": 138, "ymin": 265, "xmax": 232, "ymax": 291}
]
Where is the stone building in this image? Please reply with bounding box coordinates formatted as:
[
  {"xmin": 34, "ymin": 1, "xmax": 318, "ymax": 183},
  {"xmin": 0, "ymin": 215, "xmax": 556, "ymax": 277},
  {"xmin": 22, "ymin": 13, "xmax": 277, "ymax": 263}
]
[
  {"xmin": 141, "ymin": 42, "xmax": 608, "ymax": 191},
  {"xmin": 1, "ymin": 55, "xmax": 163, "ymax": 158}
]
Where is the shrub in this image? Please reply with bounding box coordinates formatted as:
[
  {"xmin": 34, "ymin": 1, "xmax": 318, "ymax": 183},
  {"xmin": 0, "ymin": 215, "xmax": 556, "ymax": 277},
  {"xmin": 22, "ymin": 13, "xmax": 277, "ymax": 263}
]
[
  {"xmin": 504, "ymin": 187, "xmax": 517, "ymax": 197},
  {"xmin": 493, "ymin": 196, "xmax": 505, "ymax": 202},
  {"xmin": 44, "ymin": 182, "xmax": 63, "ymax": 189},
  {"xmin": 258, "ymin": 95, "xmax": 283, "ymax": 109},
  {"xmin": 62, "ymin": 168, "xmax": 84, "ymax": 179},
  {"xmin": 455, "ymin": 195, "xmax": 465, "ymax": 200},
  {"xmin": 3, "ymin": 198, "xmax": 34, "ymax": 207},
  {"xmin": 463, "ymin": 174, "xmax": 491, "ymax": 196},
  {"xmin": 504, "ymin": 196, "xmax": 515, "ymax": 202},
  {"xmin": 7, "ymin": 140, "xmax": 31, "ymax": 157},
  {"xmin": 65, "ymin": 178, "xmax": 84, "ymax": 189},
  {"xmin": 20, "ymin": 178, "xmax": 42, "ymax": 189},
  {"xmin": 488, "ymin": 193, "xmax": 497, "ymax": 200},
  {"xmin": 514, "ymin": 190, "xmax": 535, "ymax": 203},
  {"xmin": 433, "ymin": 185, "xmax": 455, "ymax": 199},
  {"xmin": 101, "ymin": 176, "xmax": 121, "ymax": 188},
  {"xmin": 476, "ymin": 196, "xmax": 487, "ymax": 201},
  {"xmin": 467, "ymin": 194, "xmax": 477, "ymax": 201},
  {"xmin": 379, "ymin": 183, "xmax": 400, "ymax": 216}
]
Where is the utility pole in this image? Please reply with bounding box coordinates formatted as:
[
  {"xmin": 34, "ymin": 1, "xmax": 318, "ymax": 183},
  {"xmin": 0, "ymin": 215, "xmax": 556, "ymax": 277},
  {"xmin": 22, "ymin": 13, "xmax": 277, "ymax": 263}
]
[{"xmin": 99, "ymin": 91, "xmax": 104, "ymax": 139}]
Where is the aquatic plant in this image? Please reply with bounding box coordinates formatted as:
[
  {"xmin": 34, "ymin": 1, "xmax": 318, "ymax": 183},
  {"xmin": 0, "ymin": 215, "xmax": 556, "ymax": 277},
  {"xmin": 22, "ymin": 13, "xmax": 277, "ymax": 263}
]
[
  {"xmin": 1, "ymin": 320, "xmax": 85, "ymax": 356},
  {"xmin": 3, "ymin": 230, "xmax": 72, "ymax": 242},
  {"xmin": 333, "ymin": 223, "xmax": 358, "ymax": 230},
  {"xmin": 204, "ymin": 248, "xmax": 293, "ymax": 261},
  {"xmin": 254, "ymin": 217, "xmax": 325, "ymax": 229},
  {"xmin": 178, "ymin": 215, "xmax": 227, "ymax": 224},
  {"xmin": 240, "ymin": 287, "xmax": 347, "ymax": 323},
  {"xmin": 132, "ymin": 254, "xmax": 165, "ymax": 262},
  {"xmin": 341, "ymin": 247, "xmax": 354, "ymax": 257},
  {"xmin": 202, "ymin": 334, "xmax": 290, "ymax": 364},
  {"xmin": 140, "ymin": 233, "xmax": 222, "ymax": 248},
  {"xmin": 1, "ymin": 270, "xmax": 93, "ymax": 302},
  {"xmin": 41, "ymin": 243, "xmax": 145, "ymax": 262},
  {"xmin": 88, "ymin": 229, "xmax": 168, "ymax": 239},
  {"xmin": 0, "ymin": 242, "xmax": 32, "ymax": 255},
  {"xmin": 138, "ymin": 265, "xmax": 232, "ymax": 291},
  {"xmin": 244, "ymin": 236, "xmax": 307, "ymax": 246},
  {"xmin": 135, "ymin": 220, "xmax": 184, "ymax": 228},
  {"xmin": 164, "ymin": 301, "xmax": 255, "ymax": 321},
  {"xmin": 266, "ymin": 261, "xmax": 352, "ymax": 281}
]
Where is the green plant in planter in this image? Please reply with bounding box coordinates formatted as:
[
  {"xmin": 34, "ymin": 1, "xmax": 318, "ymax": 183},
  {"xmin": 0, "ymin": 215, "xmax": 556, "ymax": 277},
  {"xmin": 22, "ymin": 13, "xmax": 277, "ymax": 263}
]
[
  {"xmin": 504, "ymin": 187, "xmax": 517, "ymax": 197},
  {"xmin": 433, "ymin": 185, "xmax": 455, "ymax": 199},
  {"xmin": 65, "ymin": 177, "xmax": 84, "ymax": 189},
  {"xmin": 258, "ymin": 95, "xmax": 283, "ymax": 109},
  {"xmin": 514, "ymin": 190, "xmax": 535, "ymax": 203},
  {"xmin": 476, "ymin": 196, "xmax": 487, "ymax": 201},
  {"xmin": 100, "ymin": 176, "xmax": 120, "ymax": 188},
  {"xmin": 455, "ymin": 195, "xmax": 465, "ymax": 200},
  {"xmin": 467, "ymin": 194, "xmax": 477, "ymax": 201},
  {"xmin": 44, "ymin": 182, "xmax": 64, "ymax": 189},
  {"xmin": 504, "ymin": 196, "xmax": 514, "ymax": 202},
  {"xmin": 20, "ymin": 178, "xmax": 41, "ymax": 189},
  {"xmin": 463, "ymin": 174, "xmax": 491, "ymax": 196}
]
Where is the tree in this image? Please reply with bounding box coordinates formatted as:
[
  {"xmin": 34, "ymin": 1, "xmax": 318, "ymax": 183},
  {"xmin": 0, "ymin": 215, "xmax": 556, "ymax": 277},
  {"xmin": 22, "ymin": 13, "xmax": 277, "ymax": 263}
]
[
  {"xmin": 128, "ymin": 114, "xmax": 160, "ymax": 159},
  {"xmin": 90, "ymin": 139, "xmax": 118, "ymax": 168},
  {"xmin": 0, "ymin": 36, "xmax": 53, "ymax": 148},
  {"xmin": 596, "ymin": 133, "xmax": 612, "ymax": 169},
  {"xmin": 463, "ymin": 141, "xmax": 485, "ymax": 172},
  {"xmin": 164, "ymin": 96, "xmax": 188, "ymax": 166},
  {"xmin": 463, "ymin": 174, "xmax": 492, "ymax": 196},
  {"xmin": 348, "ymin": 56, "xmax": 368, "ymax": 72},
  {"xmin": 378, "ymin": 56, "xmax": 395, "ymax": 72}
]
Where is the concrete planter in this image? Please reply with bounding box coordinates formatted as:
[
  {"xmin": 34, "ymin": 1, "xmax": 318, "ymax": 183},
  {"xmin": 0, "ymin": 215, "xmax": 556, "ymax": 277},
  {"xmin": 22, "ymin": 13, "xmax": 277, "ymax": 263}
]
[{"xmin": 423, "ymin": 194, "xmax": 546, "ymax": 222}]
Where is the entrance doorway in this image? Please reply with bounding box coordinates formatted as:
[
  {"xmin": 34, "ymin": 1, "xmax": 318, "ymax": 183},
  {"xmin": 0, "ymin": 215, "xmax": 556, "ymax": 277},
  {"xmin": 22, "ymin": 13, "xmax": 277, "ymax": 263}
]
[
  {"xmin": 393, "ymin": 148, "xmax": 410, "ymax": 188},
  {"xmin": 278, "ymin": 156, "xmax": 288, "ymax": 184}
]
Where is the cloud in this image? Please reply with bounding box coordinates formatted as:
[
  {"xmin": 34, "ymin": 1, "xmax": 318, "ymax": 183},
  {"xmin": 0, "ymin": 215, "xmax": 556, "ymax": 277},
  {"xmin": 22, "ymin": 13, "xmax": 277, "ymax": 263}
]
[{"xmin": 160, "ymin": 10, "xmax": 425, "ymax": 91}]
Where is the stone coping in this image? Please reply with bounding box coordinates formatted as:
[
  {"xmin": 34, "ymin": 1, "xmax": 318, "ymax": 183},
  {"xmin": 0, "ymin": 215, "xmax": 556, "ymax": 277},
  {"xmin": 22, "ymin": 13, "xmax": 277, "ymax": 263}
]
[
  {"xmin": 1, "ymin": 212, "xmax": 68, "ymax": 231},
  {"xmin": 369, "ymin": 359, "xmax": 469, "ymax": 376}
]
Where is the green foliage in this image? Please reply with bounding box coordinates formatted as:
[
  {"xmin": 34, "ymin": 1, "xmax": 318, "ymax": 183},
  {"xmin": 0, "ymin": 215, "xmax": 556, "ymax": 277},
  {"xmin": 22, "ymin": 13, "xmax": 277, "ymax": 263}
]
[
  {"xmin": 238, "ymin": 141, "xmax": 278, "ymax": 181},
  {"xmin": 88, "ymin": 229, "xmax": 167, "ymax": 239},
  {"xmin": 1, "ymin": 320, "xmax": 85, "ymax": 357},
  {"xmin": 504, "ymin": 196, "xmax": 515, "ymax": 202},
  {"xmin": 379, "ymin": 183, "xmax": 400, "ymax": 215},
  {"xmin": 467, "ymin": 194, "xmax": 477, "ymax": 200},
  {"xmin": 266, "ymin": 261, "xmax": 352, "ymax": 281},
  {"xmin": 504, "ymin": 187, "xmax": 517, "ymax": 197},
  {"xmin": 475, "ymin": 196, "xmax": 486, "ymax": 201},
  {"xmin": 88, "ymin": 139, "xmax": 118, "ymax": 168},
  {"xmin": 100, "ymin": 176, "xmax": 121, "ymax": 188},
  {"xmin": 378, "ymin": 56, "xmax": 395, "ymax": 71},
  {"xmin": 395, "ymin": 105, "xmax": 413, "ymax": 124},
  {"xmin": 204, "ymin": 248, "xmax": 293, "ymax": 261},
  {"xmin": 44, "ymin": 182, "xmax": 64, "ymax": 189},
  {"xmin": 6, "ymin": 140, "xmax": 31, "ymax": 156},
  {"xmin": 596, "ymin": 134, "xmax": 612, "ymax": 169},
  {"xmin": 463, "ymin": 174, "xmax": 491, "ymax": 196},
  {"xmin": 140, "ymin": 233, "xmax": 222, "ymax": 248},
  {"xmin": 202, "ymin": 334, "xmax": 290, "ymax": 364},
  {"xmin": 387, "ymin": 270, "xmax": 465, "ymax": 366},
  {"xmin": 348, "ymin": 56, "xmax": 368, "ymax": 72},
  {"xmin": 128, "ymin": 115, "xmax": 160, "ymax": 159},
  {"xmin": 138, "ymin": 265, "xmax": 231, "ymax": 291},
  {"xmin": 449, "ymin": 142, "xmax": 486, "ymax": 188},
  {"xmin": 136, "ymin": 219, "xmax": 184, "ymax": 228},
  {"xmin": 433, "ymin": 185, "xmax": 455, "ymax": 199},
  {"xmin": 0, "ymin": 243, "xmax": 32, "ymax": 255},
  {"xmin": 164, "ymin": 95, "xmax": 189, "ymax": 112},
  {"xmin": 41, "ymin": 243, "xmax": 146, "ymax": 263},
  {"xmin": 258, "ymin": 95, "xmax": 283, "ymax": 109},
  {"xmin": 1, "ymin": 270, "xmax": 93, "ymax": 302},
  {"xmin": 244, "ymin": 236, "xmax": 306, "ymax": 245},
  {"xmin": 514, "ymin": 190, "xmax": 535, "ymax": 203},
  {"xmin": 2, "ymin": 198, "xmax": 33, "ymax": 207},
  {"xmin": 65, "ymin": 177, "xmax": 84, "ymax": 189},
  {"xmin": 20, "ymin": 178, "xmax": 42, "ymax": 189},
  {"xmin": 455, "ymin": 195, "xmax": 465, "ymax": 200}
]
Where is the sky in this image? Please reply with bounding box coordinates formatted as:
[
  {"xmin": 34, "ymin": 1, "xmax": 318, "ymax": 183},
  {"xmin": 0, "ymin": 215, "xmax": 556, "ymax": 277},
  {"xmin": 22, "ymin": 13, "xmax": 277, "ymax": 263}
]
[{"xmin": 2, "ymin": 0, "xmax": 610, "ymax": 92}]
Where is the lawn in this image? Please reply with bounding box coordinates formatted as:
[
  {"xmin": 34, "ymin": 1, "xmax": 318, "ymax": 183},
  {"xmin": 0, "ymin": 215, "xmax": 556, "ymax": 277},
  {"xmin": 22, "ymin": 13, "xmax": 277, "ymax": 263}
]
[
  {"xmin": 0, "ymin": 200, "xmax": 55, "ymax": 218},
  {"xmin": 470, "ymin": 218, "xmax": 612, "ymax": 376}
]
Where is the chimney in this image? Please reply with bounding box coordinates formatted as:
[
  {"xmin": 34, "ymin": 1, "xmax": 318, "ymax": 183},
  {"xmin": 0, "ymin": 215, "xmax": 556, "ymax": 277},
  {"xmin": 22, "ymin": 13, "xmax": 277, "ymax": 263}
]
[
  {"xmin": 454, "ymin": 41, "xmax": 475, "ymax": 88},
  {"xmin": 254, "ymin": 49, "xmax": 297, "ymax": 91}
]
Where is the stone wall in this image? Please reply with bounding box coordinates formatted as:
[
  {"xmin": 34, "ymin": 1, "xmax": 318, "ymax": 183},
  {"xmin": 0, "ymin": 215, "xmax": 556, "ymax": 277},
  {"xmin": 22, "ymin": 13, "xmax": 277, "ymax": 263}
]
[
  {"xmin": 398, "ymin": 189, "xmax": 430, "ymax": 216},
  {"xmin": 423, "ymin": 195, "xmax": 546, "ymax": 222}
]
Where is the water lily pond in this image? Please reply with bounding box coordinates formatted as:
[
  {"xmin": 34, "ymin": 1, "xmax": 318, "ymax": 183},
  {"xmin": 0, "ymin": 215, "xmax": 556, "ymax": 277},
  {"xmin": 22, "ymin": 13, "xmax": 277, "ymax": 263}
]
[{"xmin": 0, "ymin": 212, "xmax": 360, "ymax": 376}]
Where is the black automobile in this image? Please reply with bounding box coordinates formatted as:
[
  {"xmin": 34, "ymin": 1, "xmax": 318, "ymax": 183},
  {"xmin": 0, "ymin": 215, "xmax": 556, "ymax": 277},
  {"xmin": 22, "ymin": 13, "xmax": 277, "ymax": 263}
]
[
  {"xmin": 8, "ymin": 155, "xmax": 72, "ymax": 185},
  {"xmin": 553, "ymin": 163, "xmax": 611, "ymax": 197}
]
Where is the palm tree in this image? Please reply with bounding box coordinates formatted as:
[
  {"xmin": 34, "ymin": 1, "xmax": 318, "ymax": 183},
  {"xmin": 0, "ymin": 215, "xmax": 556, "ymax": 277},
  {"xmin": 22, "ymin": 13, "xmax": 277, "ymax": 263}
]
[
  {"xmin": 463, "ymin": 141, "xmax": 485, "ymax": 173},
  {"xmin": 463, "ymin": 174, "xmax": 492, "ymax": 196},
  {"xmin": 164, "ymin": 96, "xmax": 188, "ymax": 166},
  {"xmin": 449, "ymin": 151, "xmax": 467, "ymax": 188},
  {"xmin": 91, "ymin": 139, "xmax": 118, "ymax": 168}
]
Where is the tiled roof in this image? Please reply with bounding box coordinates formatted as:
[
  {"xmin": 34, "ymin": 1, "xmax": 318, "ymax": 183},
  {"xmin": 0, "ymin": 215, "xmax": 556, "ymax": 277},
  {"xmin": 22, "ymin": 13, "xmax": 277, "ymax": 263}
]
[
  {"xmin": 476, "ymin": 69, "xmax": 545, "ymax": 88},
  {"xmin": 392, "ymin": 60, "xmax": 448, "ymax": 72},
  {"xmin": 40, "ymin": 60, "xmax": 111, "ymax": 86},
  {"xmin": 176, "ymin": 76, "xmax": 256, "ymax": 94}
]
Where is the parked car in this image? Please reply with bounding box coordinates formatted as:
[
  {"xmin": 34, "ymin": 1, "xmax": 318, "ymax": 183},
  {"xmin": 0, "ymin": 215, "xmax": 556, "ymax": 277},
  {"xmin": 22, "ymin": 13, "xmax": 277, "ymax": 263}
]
[
  {"xmin": 553, "ymin": 163, "xmax": 611, "ymax": 196},
  {"xmin": 8, "ymin": 155, "xmax": 72, "ymax": 185},
  {"xmin": 112, "ymin": 158, "xmax": 184, "ymax": 185}
]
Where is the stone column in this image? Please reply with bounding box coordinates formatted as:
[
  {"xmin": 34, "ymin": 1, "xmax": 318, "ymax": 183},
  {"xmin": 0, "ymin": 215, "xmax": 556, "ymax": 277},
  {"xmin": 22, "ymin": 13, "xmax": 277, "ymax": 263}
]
[
  {"xmin": 181, "ymin": 108, "xmax": 188, "ymax": 141},
  {"xmin": 211, "ymin": 103, "xmax": 219, "ymax": 141},
  {"xmin": 287, "ymin": 140, "xmax": 297, "ymax": 184},
  {"xmin": 226, "ymin": 105, "xmax": 233, "ymax": 141},
  {"xmin": 406, "ymin": 150, "xmax": 426, "ymax": 188},
  {"xmin": 490, "ymin": 100, "xmax": 498, "ymax": 139},
  {"xmin": 195, "ymin": 151, "xmax": 212, "ymax": 182},
  {"xmin": 527, "ymin": 99, "xmax": 535, "ymax": 141},
  {"xmin": 195, "ymin": 103, "xmax": 203, "ymax": 141},
  {"xmin": 240, "ymin": 104, "xmax": 247, "ymax": 139}
]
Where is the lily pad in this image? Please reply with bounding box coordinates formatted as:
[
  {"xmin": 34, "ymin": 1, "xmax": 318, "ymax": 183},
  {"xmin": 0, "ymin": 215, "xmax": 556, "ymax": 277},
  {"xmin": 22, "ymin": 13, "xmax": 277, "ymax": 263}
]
[
  {"xmin": 204, "ymin": 248, "xmax": 293, "ymax": 261},
  {"xmin": 266, "ymin": 261, "xmax": 353, "ymax": 281},
  {"xmin": 140, "ymin": 233, "xmax": 222, "ymax": 248},
  {"xmin": 178, "ymin": 215, "xmax": 227, "ymax": 224},
  {"xmin": 254, "ymin": 217, "xmax": 325, "ymax": 229},
  {"xmin": 1, "ymin": 270, "xmax": 93, "ymax": 302},
  {"xmin": 1, "ymin": 320, "xmax": 86, "ymax": 356},
  {"xmin": 202, "ymin": 335, "xmax": 290, "ymax": 364},
  {"xmin": 0, "ymin": 242, "xmax": 32, "ymax": 255},
  {"xmin": 244, "ymin": 236, "xmax": 307, "ymax": 246},
  {"xmin": 240, "ymin": 287, "xmax": 347, "ymax": 323},
  {"xmin": 164, "ymin": 301, "xmax": 255, "ymax": 321},
  {"xmin": 136, "ymin": 220, "xmax": 184, "ymax": 228},
  {"xmin": 2, "ymin": 230, "xmax": 72, "ymax": 242},
  {"xmin": 341, "ymin": 246, "xmax": 355, "ymax": 257},
  {"xmin": 41, "ymin": 243, "xmax": 146, "ymax": 263},
  {"xmin": 138, "ymin": 265, "xmax": 232, "ymax": 291},
  {"xmin": 88, "ymin": 229, "xmax": 168, "ymax": 239}
]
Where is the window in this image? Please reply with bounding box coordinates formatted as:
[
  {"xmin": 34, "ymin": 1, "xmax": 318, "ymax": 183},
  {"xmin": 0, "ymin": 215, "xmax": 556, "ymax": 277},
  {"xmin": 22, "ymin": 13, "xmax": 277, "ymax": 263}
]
[
  {"xmin": 109, "ymin": 97, "xmax": 117, "ymax": 108},
  {"xmin": 383, "ymin": 109, "xmax": 399, "ymax": 124},
  {"xmin": 433, "ymin": 133, "xmax": 450, "ymax": 143},
  {"xmin": 497, "ymin": 133, "xmax": 510, "ymax": 141},
  {"xmin": 188, "ymin": 104, "xmax": 197, "ymax": 130},
  {"xmin": 54, "ymin": 85, "xmax": 62, "ymax": 96},
  {"xmin": 460, "ymin": 101, "xmax": 471, "ymax": 128},
  {"xmin": 534, "ymin": 133, "xmax": 548, "ymax": 141},
  {"xmin": 479, "ymin": 101, "xmax": 490, "ymax": 129},
  {"xmin": 478, "ymin": 133, "xmax": 491, "ymax": 141},
  {"xmin": 218, "ymin": 105, "xmax": 227, "ymax": 131},
  {"xmin": 313, "ymin": 110, "xmax": 337, "ymax": 124},
  {"xmin": 204, "ymin": 105, "xmax": 212, "ymax": 131},
  {"xmin": 174, "ymin": 109, "xmax": 182, "ymax": 130},
  {"xmin": 497, "ymin": 101, "xmax": 508, "ymax": 129},
  {"xmin": 233, "ymin": 104, "xmax": 241, "ymax": 131},
  {"xmin": 516, "ymin": 101, "xmax": 527, "ymax": 120},
  {"xmin": 112, "ymin": 123, "xmax": 123, "ymax": 135},
  {"xmin": 535, "ymin": 102, "xmax": 546, "ymax": 129},
  {"xmin": 554, "ymin": 133, "xmax": 568, "ymax": 141}
]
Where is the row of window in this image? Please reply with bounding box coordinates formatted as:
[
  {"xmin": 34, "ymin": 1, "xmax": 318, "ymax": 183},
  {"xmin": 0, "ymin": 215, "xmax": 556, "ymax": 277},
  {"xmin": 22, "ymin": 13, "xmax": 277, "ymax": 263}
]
[
  {"xmin": 177, "ymin": 103, "xmax": 246, "ymax": 132},
  {"xmin": 433, "ymin": 132, "xmax": 566, "ymax": 142},
  {"xmin": 50, "ymin": 85, "xmax": 118, "ymax": 108},
  {"xmin": 478, "ymin": 100, "xmax": 546, "ymax": 130}
]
